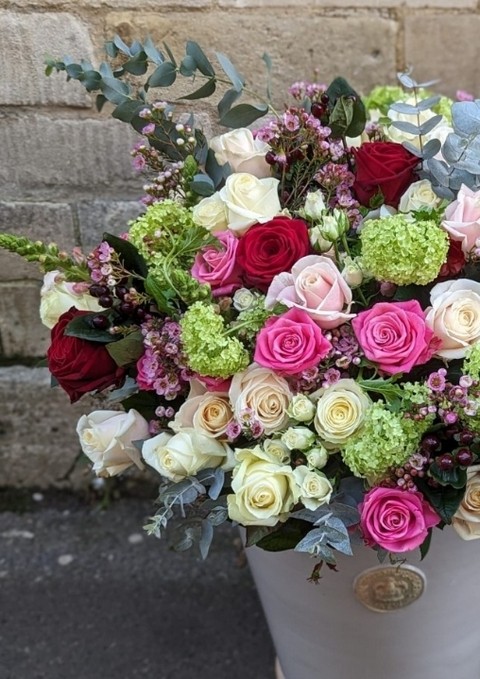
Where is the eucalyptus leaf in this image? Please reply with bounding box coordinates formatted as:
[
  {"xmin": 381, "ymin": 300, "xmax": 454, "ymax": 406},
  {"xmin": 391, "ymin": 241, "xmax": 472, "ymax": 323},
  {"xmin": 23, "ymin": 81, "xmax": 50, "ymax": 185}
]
[
  {"xmin": 216, "ymin": 51, "xmax": 244, "ymax": 92},
  {"xmin": 181, "ymin": 77, "xmax": 216, "ymax": 101},
  {"xmin": 143, "ymin": 37, "xmax": 164, "ymax": 65},
  {"xmin": 391, "ymin": 120, "xmax": 421, "ymax": 135},
  {"xmin": 452, "ymin": 100, "xmax": 480, "ymax": 137},
  {"xmin": 100, "ymin": 76, "xmax": 131, "ymax": 105},
  {"xmin": 199, "ymin": 520, "xmax": 214, "ymax": 560},
  {"xmin": 123, "ymin": 51, "xmax": 149, "ymax": 76},
  {"xmin": 112, "ymin": 100, "xmax": 146, "ymax": 123},
  {"xmin": 397, "ymin": 72, "xmax": 417, "ymax": 89},
  {"xmin": 418, "ymin": 114, "xmax": 443, "ymax": 136},
  {"xmin": 65, "ymin": 63, "xmax": 83, "ymax": 79},
  {"xmin": 401, "ymin": 141, "xmax": 424, "ymax": 158},
  {"xmin": 421, "ymin": 138, "xmax": 441, "ymax": 160},
  {"xmin": 163, "ymin": 42, "xmax": 177, "ymax": 67},
  {"xmin": 83, "ymin": 70, "xmax": 102, "ymax": 92},
  {"xmin": 416, "ymin": 95, "xmax": 441, "ymax": 111},
  {"xmin": 148, "ymin": 62, "xmax": 177, "ymax": 88},
  {"xmin": 179, "ymin": 54, "xmax": 197, "ymax": 77},
  {"xmin": 442, "ymin": 133, "xmax": 469, "ymax": 164},
  {"xmin": 426, "ymin": 158, "xmax": 452, "ymax": 186},
  {"xmin": 113, "ymin": 34, "xmax": 132, "ymax": 57},
  {"xmin": 205, "ymin": 505, "xmax": 229, "ymax": 527},
  {"xmin": 186, "ymin": 41, "xmax": 215, "ymax": 77},
  {"xmin": 219, "ymin": 103, "xmax": 269, "ymax": 128},
  {"xmin": 217, "ymin": 88, "xmax": 243, "ymax": 119},
  {"xmin": 389, "ymin": 102, "xmax": 421, "ymax": 115},
  {"xmin": 190, "ymin": 173, "xmax": 215, "ymax": 197}
]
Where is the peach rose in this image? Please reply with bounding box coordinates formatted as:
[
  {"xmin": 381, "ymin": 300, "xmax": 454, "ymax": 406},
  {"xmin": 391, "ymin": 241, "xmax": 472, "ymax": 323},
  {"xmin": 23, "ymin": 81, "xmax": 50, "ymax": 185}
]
[
  {"xmin": 265, "ymin": 254, "xmax": 355, "ymax": 329},
  {"xmin": 229, "ymin": 364, "xmax": 293, "ymax": 435},
  {"xmin": 452, "ymin": 465, "xmax": 480, "ymax": 540},
  {"xmin": 425, "ymin": 279, "xmax": 480, "ymax": 359},
  {"xmin": 169, "ymin": 391, "xmax": 234, "ymax": 439},
  {"xmin": 209, "ymin": 128, "xmax": 271, "ymax": 178}
]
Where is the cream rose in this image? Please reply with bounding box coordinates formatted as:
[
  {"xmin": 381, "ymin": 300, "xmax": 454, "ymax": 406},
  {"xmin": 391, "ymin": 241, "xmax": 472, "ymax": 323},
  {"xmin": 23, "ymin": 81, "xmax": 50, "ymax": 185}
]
[
  {"xmin": 262, "ymin": 439, "xmax": 291, "ymax": 464},
  {"xmin": 229, "ymin": 364, "xmax": 293, "ymax": 435},
  {"xmin": 452, "ymin": 465, "xmax": 480, "ymax": 540},
  {"xmin": 313, "ymin": 379, "xmax": 371, "ymax": 449},
  {"xmin": 425, "ymin": 279, "xmax": 480, "ymax": 359},
  {"xmin": 303, "ymin": 190, "xmax": 327, "ymax": 221},
  {"xmin": 142, "ymin": 429, "xmax": 232, "ymax": 482},
  {"xmin": 76, "ymin": 409, "xmax": 149, "ymax": 477},
  {"xmin": 293, "ymin": 465, "xmax": 333, "ymax": 511},
  {"xmin": 287, "ymin": 394, "xmax": 316, "ymax": 422},
  {"xmin": 209, "ymin": 128, "xmax": 271, "ymax": 178},
  {"xmin": 40, "ymin": 271, "xmax": 102, "ymax": 329},
  {"xmin": 281, "ymin": 427, "xmax": 316, "ymax": 451},
  {"xmin": 219, "ymin": 173, "xmax": 281, "ymax": 236},
  {"xmin": 227, "ymin": 448, "xmax": 299, "ymax": 526},
  {"xmin": 306, "ymin": 446, "xmax": 329, "ymax": 470},
  {"xmin": 398, "ymin": 179, "xmax": 442, "ymax": 214},
  {"xmin": 192, "ymin": 193, "xmax": 229, "ymax": 233},
  {"xmin": 265, "ymin": 255, "xmax": 355, "ymax": 330},
  {"xmin": 169, "ymin": 391, "xmax": 233, "ymax": 439}
]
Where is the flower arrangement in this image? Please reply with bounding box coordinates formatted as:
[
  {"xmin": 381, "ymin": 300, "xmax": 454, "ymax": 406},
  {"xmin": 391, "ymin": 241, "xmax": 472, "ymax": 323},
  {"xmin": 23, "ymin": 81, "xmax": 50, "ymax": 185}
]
[{"xmin": 4, "ymin": 37, "xmax": 480, "ymax": 577}]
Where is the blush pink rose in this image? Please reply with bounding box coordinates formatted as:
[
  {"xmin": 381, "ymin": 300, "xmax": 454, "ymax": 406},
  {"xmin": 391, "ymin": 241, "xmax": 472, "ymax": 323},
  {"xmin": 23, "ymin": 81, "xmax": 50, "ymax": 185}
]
[
  {"xmin": 254, "ymin": 307, "xmax": 332, "ymax": 375},
  {"xmin": 360, "ymin": 487, "xmax": 440, "ymax": 553},
  {"xmin": 352, "ymin": 300, "xmax": 437, "ymax": 375},
  {"xmin": 265, "ymin": 255, "xmax": 354, "ymax": 330},
  {"xmin": 191, "ymin": 230, "xmax": 242, "ymax": 297},
  {"xmin": 442, "ymin": 184, "xmax": 480, "ymax": 255}
]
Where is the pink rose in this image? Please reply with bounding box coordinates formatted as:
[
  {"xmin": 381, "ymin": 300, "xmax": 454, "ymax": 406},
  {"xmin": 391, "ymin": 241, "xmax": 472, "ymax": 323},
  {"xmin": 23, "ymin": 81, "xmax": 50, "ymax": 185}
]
[
  {"xmin": 352, "ymin": 300, "xmax": 437, "ymax": 375},
  {"xmin": 442, "ymin": 184, "xmax": 480, "ymax": 255},
  {"xmin": 360, "ymin": 487, "xmax": 440, "ymax": 553},
  {"xmin": 191, "ymin": 230, "xmax": 242, "ymax": 297},
  {"xmin": 254, "ymin": 308, "xmax": 332, "ymax": 375},
  {"xmin": 265, "ymin": 255, "xmax": 354, "ymax": 330}
]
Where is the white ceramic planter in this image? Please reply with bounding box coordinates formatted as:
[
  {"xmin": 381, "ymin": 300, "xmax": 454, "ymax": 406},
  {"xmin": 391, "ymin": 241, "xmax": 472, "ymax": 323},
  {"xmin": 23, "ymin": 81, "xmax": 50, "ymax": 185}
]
[{"xmin": 245, "ymin": 527, "xmax": 480, "ymax": 679}]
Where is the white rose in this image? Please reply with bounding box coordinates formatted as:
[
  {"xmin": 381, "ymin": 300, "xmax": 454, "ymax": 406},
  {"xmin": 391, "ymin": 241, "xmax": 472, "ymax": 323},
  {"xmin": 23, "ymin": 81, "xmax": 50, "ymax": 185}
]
[
  {"xmin": 209, "ymin": 128, "xmax": 271, "ymax": 178},
  {"xmin": 425, "ymin": 279, "xmax": 480, "ymax": 359},
  {"xmin": 398, "ymin": 179, "xmax": 442, "ymax": 214},
  {"xmin": 313, "ymin": 379, "xmax": 371, "ymax": 449},
  {"xmin": 306, "ymin": 446, "xmax": 329, "ymax": 470},
  {"xmin": 452, "ymin": 465, "xmax": 480, "ymax": 540},
  {"xmin": 341, "ymin": 256, "xmax": 364, "ymax": 288},
  {"xmin": 232, "ymin": 287, "xmax": 256, "ymax": 312},
  {"xmin": 293, "ymin": 465, "xmax": 333, "ymax": 511},
  {"xmin": 227, "ymin": 448, "xmax": 299, "ymax": 526},
  {"xmin": 169, "ymin": 392, "xmax": 233, "ymax": 438},
  {"xmin": 318, "ymin": 210, "xmax": 349, "ymax": 242},
  {"xmin": 287, "ymin": 394, "xmax": 316, "ymax": 422},
  {"xmin": 142, "ymin": 429, "xmax": 232, "ymax": 482},
  {"xmin": 40, "ymin": 271, "xmax": 102, "ymax": 329},
  {"xmin": 229, "ymin": 364, "xmax": 293, "ymax": 435},
  {"xmin": 76, "ymin": 409, "xmax": 149, "ymax": 477},
  {"xmin": 309, "ymin": 225, "xmax": 334, "ymax": 253},
  {"xmin": 219, "ymin": 173, "xmax": 281, "ymax": 236},
  {"xmin": 281, "ymin": 426, "xmax": 316, "ymax": 451},
  {"xmin": 303, "ymin": 190, "xmax": 327, "ymax": 221},
  {"xmin": 262, "ymin": 439, "xmax": 291, "ymax": 464},
  {"xmin": 192, "ymin": 193, "xmax": 229, "ymax": 233}
]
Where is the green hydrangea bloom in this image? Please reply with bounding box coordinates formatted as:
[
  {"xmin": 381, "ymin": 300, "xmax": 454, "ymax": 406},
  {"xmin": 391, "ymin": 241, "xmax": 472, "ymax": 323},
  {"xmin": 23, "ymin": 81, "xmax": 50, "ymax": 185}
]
[
  {"xmin": 363, "ymin": 86, "xmax": 406, "ymax": 116},
  {"xmin": 432, "ymin": 96, "xmax": 453, "ymax": 124},
  {"xmin": 180, "ymin": 302, "xmax": 250, "ymax": 378},
  {"xmin": 463, "ymin": 344, "xmax": 480, "ymax": 381},
  {"xmin": 128, "ymin": 200, "xmax": 195, "ymax": 267},
  {"xmin": 341, "ymin": 402, "xmax": 425, "ymax": 480},
  {"xmin": 360, "ymin": 215, "xmax": 448, "ymax": 285}
]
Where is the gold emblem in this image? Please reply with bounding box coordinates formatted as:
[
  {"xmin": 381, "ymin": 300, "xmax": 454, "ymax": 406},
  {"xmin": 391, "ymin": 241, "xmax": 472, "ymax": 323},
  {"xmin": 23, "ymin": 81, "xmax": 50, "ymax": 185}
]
[{"xmin": 353, "ymin": 564, "xmax": 426, "ymax": 612}]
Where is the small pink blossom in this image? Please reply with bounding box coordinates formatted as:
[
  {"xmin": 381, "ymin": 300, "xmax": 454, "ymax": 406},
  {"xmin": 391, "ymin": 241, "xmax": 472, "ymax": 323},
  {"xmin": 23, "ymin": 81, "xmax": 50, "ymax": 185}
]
[{"xmin": 442, "ymin": 184, "xmax": 480, "ymax": 256}]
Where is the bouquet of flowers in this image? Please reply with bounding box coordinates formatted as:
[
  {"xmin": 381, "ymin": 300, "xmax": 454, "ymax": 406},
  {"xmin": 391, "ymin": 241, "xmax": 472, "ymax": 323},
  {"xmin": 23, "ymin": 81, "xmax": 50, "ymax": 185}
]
[{"xmin": 4, "ymin": 36, "xmax": 480, "ymax": 576}]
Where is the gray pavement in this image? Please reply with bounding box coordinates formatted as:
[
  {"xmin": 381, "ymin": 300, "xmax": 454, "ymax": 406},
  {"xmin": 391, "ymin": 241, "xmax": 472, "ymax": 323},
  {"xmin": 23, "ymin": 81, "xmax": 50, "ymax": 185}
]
[{"xmin": 0, "ymin": 493, "xmax": 275, "ymax": 679}]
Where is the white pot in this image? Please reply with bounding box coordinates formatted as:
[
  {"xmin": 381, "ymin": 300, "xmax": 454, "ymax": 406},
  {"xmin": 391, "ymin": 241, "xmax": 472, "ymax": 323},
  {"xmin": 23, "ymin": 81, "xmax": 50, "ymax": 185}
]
[{"xmin": 245, "ymin": 526, "xmax": 480, "ymax": 679}]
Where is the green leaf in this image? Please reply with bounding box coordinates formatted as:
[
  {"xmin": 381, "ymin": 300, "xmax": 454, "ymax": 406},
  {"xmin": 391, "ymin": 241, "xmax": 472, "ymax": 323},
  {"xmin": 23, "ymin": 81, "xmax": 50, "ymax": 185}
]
[
  {"xmin": 215, "ymin": 51, "xmax": 244, "ymax": 91},
  {"xmin": 100, "ymin": 77, "xmax": 131, "ymax": 105},
  {"xmin": 190, "ymin": 173, "xmax": 215, "ymax": 197},
  {"xmin": 217, "ymin": 88, "xmax": 242, "ymax": 119},
  {"xmin": 103, "ymin": 233, "xmax": 149, "ymax": 279},
  {"xmin": 96, "ymin": 94, "xmax": 108, "ymax": 112},
  {"xmin": 329, "ymin": 95, "xmax": 354, "ymax": 138},
  {"xmin": 105, "ymin": 331, "xmax": 144, "ymax": 366},
  {"xmin": 179, "ymin": 54, "xmax": 197, "ymax": 77},
  {"xmin": 186, "ymin": 41, "xmax": 215, "ymax": 77},
  {"xmin": 325, "ymin": 77, "xmax": 366, "ymax": 139},
  {"xmin": 148, "ymin": 62, "xmax": 177, "ymax": 88},
  {"xmin": 429, "ymin": 462, "xmax": 467, "ymax": 489},
  {"xmin": 416, "ymin": 479, "xmax": 465, "ymax": 524},
  {"xmin": 256, "ymin": 519, "xmax": 310, "ymax": 552},
  {"xmin": 163, "ymin": 42, "xmax": 177, "ymax": 67},
  {"xmin": 65, "ymin": 63, "xmax": 83, "ymax": 79},
  {"xmin": 181, "ymin": 77, "xmax": 216, "ymax": 101},
  {"xmin": 64, "ymin": 312, "xmax": 117, "ymax": 343},
  {"xmin": 219, "ymin": 103, "xmax": 269, "ymax": 128},
  {"xmin": 121, "ymin": 390, "xmax": 159, "ymax": 421},
  {"xmin": 143, "ymin": 37, "xmax": 164, "ymax": 65},
  {"xmin": 105, "ymin": 41, "xmax": 119, "ymax": 58},
  {"xmin": 112, "ymin": 100, "xmax": 146, "ymax": 123},
  {"xmin": 83, "ymin": 70, "xmax": 102, "ymax": 92},
  {"xmin": 144, "ymin": 273, "xmax": 177, "ymax": 314},
  {"xmin": 245, "ymin": 526, "xmax": 276, "ymax": 547},
  {"xmin": 123, "ymin": 51, "xmax": 149, "ymax": 76},
  {"xmin": 113, "ymin": 34, "xmax": 132, "ymax": 57},
  {"xmin": 419, "ymin": 529, "xmax": 433, "ymax": 561}
]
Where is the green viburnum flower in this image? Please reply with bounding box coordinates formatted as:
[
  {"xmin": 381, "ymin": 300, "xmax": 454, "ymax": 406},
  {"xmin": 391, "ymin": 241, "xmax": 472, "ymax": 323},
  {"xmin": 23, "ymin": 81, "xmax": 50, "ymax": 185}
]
[
  {"xmin": 363, "ymin": 86, "xmax": 406, "ymax": 116},
  {"xmin": 180, "ymin": 302, "xmax": 250, "ymax": 378},
  {"xmin": 341, "ymin": 402, "xmax": 426, "ymax": 480},
  {"xmin": 463, "ymin": 344, "xmax": 480, "ymax": 381},
  {"xmin": 360, "ymin": 214, "xmax": 448, "ymax": 286},
  {"xmin": 432, "ymin": 96, "xmax": 453, "ymax": 123},
  {"xmin": 128, "ymin": 200, "xmax": 196, "ymax": 266}
]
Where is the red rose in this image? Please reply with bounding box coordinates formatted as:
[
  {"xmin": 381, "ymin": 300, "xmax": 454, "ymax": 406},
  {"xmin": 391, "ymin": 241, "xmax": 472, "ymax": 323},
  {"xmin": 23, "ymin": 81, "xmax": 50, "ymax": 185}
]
[
  {"xmin": 47, "ymin": 308, "xmax": 126, "ymax": 403},
  {"xmin": 236, "ymin": 217, "xmax": 310, "ymax": 292},
  {"xmin": 437, "ymin": 238, "xmax": 465, "ymax": 279},
  {"xmin": 352, "ymin": 141, "xmax": 419, "ymax": 208}
]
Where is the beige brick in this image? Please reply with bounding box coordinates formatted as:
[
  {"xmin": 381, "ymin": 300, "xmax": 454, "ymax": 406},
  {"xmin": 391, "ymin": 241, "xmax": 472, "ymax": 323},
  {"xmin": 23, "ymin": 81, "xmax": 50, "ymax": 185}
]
[
  {"xmin": 0, "ymin": 282, "xmax": 48, "ymax": 358},
  {"xmin": 219, "ymin": 0, "xmax": 404, "ymax": 6},
  {"xmin": 106, "ymin": 11, "xmax": 398, "ymax": 108},
  {"xmin": 0, "ymin": 202, "xmax": 76, "ymax": 281},
  {"xmin": 0, "ymin": 0, "xmax": 211, "ymax": 7},
  {"xmin": 0, "ymin": 113, "xmax": 140, "ymax": 201},
  {"xmin": 405, "ymin": 13, "xmax": 480, "ymax": 97},
  {"xmin": 405, "ymin": 1, "xmax": 476, "ymax": 6},
  {"xmin": 0, "ymin": 12, "xmax": 93, "ymax": 107},
  {"xmin": 0, "ymin": 366, "xmax": 96, "ymax": 488},
  {"xmin": 77, "ymin": 200, "xmax": 143, "ymax": 251}
]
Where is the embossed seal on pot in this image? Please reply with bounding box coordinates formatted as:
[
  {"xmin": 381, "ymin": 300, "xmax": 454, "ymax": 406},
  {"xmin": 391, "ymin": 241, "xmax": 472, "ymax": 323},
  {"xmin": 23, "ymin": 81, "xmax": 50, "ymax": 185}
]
[{"xmin": 353, "ymin": 565, "xmax": 426, "ymax": 612}]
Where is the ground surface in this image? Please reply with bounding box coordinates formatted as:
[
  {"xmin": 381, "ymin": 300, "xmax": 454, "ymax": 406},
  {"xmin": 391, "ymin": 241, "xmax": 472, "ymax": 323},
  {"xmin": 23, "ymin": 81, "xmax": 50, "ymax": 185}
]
[{"xmin": 0, "ymin": 492, "xmax": 275, "ymax": 679}]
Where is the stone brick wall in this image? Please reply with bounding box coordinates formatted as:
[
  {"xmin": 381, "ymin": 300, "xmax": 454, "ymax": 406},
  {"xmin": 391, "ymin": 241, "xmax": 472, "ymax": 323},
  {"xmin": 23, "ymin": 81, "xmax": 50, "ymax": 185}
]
[{"xmin": 1, "ymin": 0, "xmax": 479, "ymax": 488}]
